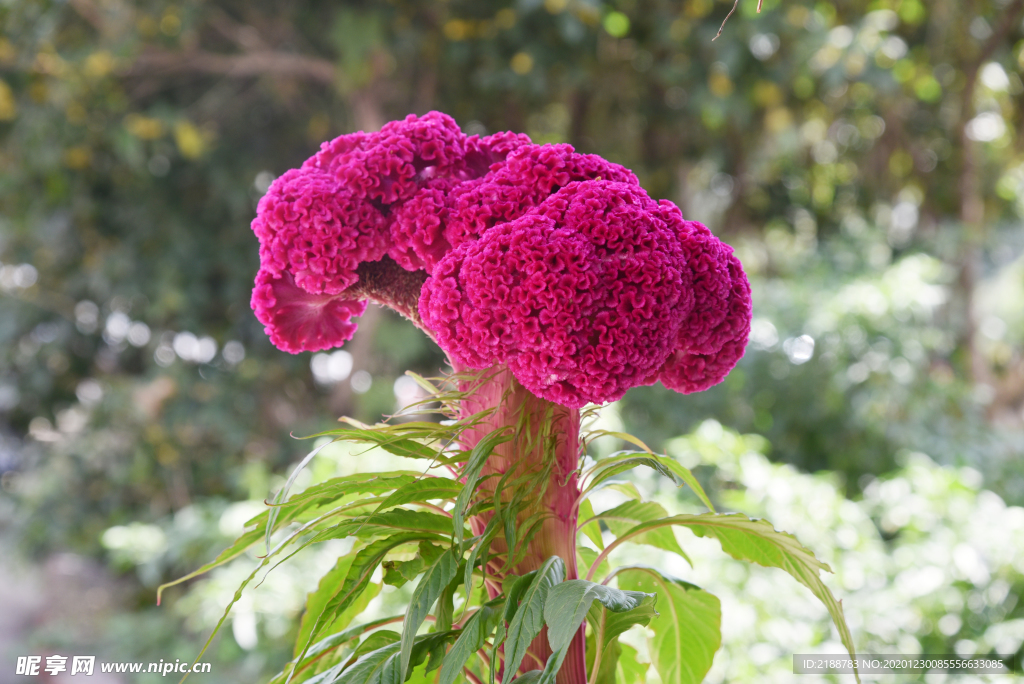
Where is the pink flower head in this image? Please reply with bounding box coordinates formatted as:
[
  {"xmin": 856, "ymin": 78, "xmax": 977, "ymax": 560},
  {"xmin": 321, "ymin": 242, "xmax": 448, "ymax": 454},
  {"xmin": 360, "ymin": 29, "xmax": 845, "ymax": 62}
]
[
  {"xmin": 462, "ymin": 131, "xmax": 534, "ymax": 178},
  {"xmin": 305, "ymin": 112, "xmax": 467, "ymax": 205},
  {"xmin": 250, "ymin": 113, "xmax": 751, "ymax": 397},
  {"xmin": 251, "ymin": 269, "xmax": 367, "ymax": 353},
  {"xmin": 252, "ymin": 168, "xmax": 389, "ymax": 296},
  {"xmin": 421, "ymin": 181, "xmax": 694, "ymax": 408},
  {"xmin": 445, "ymin": 143, "xmax": 639, "ymax": 249},
  {"xmin": 658, "ymin": 237, "xmax": 752, "ymax": 394}
]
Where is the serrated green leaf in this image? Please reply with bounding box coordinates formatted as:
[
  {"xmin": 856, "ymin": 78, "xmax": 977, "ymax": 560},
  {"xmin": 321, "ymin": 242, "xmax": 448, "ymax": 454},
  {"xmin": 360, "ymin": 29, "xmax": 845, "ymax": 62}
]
[
  {"xmin": 453, "ymin": 428, "xmax": 514, "ymax": 545},
  {"xmin": 501, "ymin": 556, "xmax": 565, "ymax": 684},
  {"xmin": 295, "ymin": 548, "xmax": 361, "ymax": 658},
  {"xmin": 584, "ymin": 452, "xmax": 715, "ymax": 512},
  {"xmin": 303, "ymin": 533, "xmax": 430, "ymax": 661},
  {"xmin": 577, "ymin": 499, "xmax": 603, "ymax": 551},
  {"xmin": 372, "ymin": 478, "xmax": 461, "ymax": 514},
  {"xmin": 616, "ymin": 568, "xmax": 720, "ymax": 684},
  {"xmin": 595, "ymin": 512, "xmax": 858, "ymax": 680},
  {"xmin": 589, "ymin": 500, "xmax": 690, "ymax": 565},
  {"xmin": 543, "ymin": 580, "xmax": 652, "ymax": 654},
  {"xmin": 437, "ymin": 598, "xmax": 504, "ymax": 684},
  {"xmin": 312, "ymin": 509, "xmax": 457, "ymax": 543},
  {"xmin": 336, "ymin": 632, "xmax": 456, "ymax": 684},
  {"xmin": 585, "ymin": 594, "xmax": 658, "ymax": 684},
  {"xmin": 400, "ymin": 548, "xmax": 460, "ymax": 679}
]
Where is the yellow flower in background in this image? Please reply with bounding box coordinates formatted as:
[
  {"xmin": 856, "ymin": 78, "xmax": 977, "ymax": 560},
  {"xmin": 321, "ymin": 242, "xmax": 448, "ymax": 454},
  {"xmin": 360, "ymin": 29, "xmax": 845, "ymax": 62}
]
[
  {"xmin": 709, "ymin": 70, "xmax": 734, "ymax": 98},
  {"xmin": 63, "ymin": 146, "xmax": 92, "ymax": 170},
  {"xmin": 83, "ymin": 51, "xmax": 114, "ymax": 79},
  {"xmin": 0, "ymin": 80, "xmax": 16, "ymax": 121},
  {"xmin": 174, "ymin": 120, "xmax": 206, "ymax": 160},
  {"xmin": 0, "ymin": 39, "xmax": 15, "ymax": 65},
  {"xmin": 125, "ymin": 114, "xmax": 164, "ymax": 140},
  {"xmin": 510, "ymin": 52, "xmax": 534, "ymax": 74}
]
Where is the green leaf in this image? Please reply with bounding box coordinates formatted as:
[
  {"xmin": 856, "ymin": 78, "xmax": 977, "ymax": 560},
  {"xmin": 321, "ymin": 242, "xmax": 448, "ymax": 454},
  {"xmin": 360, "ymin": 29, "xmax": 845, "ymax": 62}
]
[
  {"xmin": 453, "ymin": 427, "xmax": 514, "ymax": 545},
  {"xmin": 156, "ymin": 526, "xmax": 263, "ymax": 604},
  {"xmin": 464, "ymin": 514, "xmax": 501, "ymax": 597},
  {"xmin": 614, "ymin": 644, "xmax": 648, "ymax": 684},
  {"xmin": 306, "ymin": 534, "xmax": 430, "ymax": 651},
  {"xmin": 437, "ymin": 598, "xmax": 504, "ymax": 684},
  {"xmin": 584, "ymin": 452, "xmax": 715, "ymax": 512},
  {"xmin": 267, "ymin": 440, "xmax": 337, "ymax": 553},
  {"xmin": 270, "ymin": 615, "xmax": 403, "ymax": 684},
  {"xmin": 589, "ymin": 500, "xmax": 690, "ymax": 565},
  {"xmin": 312, "ymin": 509, "xmax": 457, "ymax": 542},
  {"xmin": 577, "ymin": 499, "xmax": 603, "ymax": 551},
  {"xmin": 543, "ymin": 580, "xmax": 652, "ymax": 653},
  {"xmin": 616, "ymin": 568, "xmax": 720, "ymax": 684},
  {"xmin": 531, "ymin": 579, "xmax": 653, "ymax": 684},
  {"xmin": 354, "ymin": 630, "xmax": 401, "ymax": 658},
  {"xmin": 285, "ymin": 473, "xmax": 421, "ymax": 510},
  {"xmin": 400, "ymin": 548, "xmax": 460, "ymax": 679},
  {"xmin": 585, "ymin": 594, "xmax": 658, "ymax": 684},
  {"xmin": 589, "ymin": 511, "xmax": 857, "ymax": 679},
  {"xmin": 336, "ymin": 632, "xmax": 456, "ymax": 684},
  {"xmin": 501, "ymin": 556, "xmax": 565, "ymax": 684},
  {"xmin": 489, "ymin": 573, "xmax": 529, "ymax": 684},
  {"xmin": 372, "ymin": 477, "xmax": 461, "ymax": 514},
  {"xmin": 295, "ymin": 548, "xmax": 362, "ymax": 658},
  {"xmin": 382, "ymin": 558, "xmax": 424, "ymax": 589},
  {"xmin": 434, "ymin": 571, "xmax": 460, "ymax": 634},
  {"xmin": 510, "ymin": 672, "xmax": 542, "ymax": 684}
]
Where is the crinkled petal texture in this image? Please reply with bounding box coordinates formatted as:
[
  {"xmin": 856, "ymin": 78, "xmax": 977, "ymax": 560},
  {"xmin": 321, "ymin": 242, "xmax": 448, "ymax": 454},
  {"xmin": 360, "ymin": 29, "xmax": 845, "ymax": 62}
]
[
  {"xmin": 421, "ymin": 181, "xmax": 695, "ymax": 408},
  {"xmin": 658, "ymin": 252, "xmax": 752, "ymax": 394},
  {"xmin": 445, "ymin": 143, "xmax": 639, "ymax": 249},
  {"xmin": 387, "ymin": 178, "xmax": 456, "ymax": 273},
  {"xmin": 249, "ymin": 113, "xmax": 751, "ymax": 397},
  {"xmin": 252, "ymin": 168, "xmax": 389, "ymax": 296},
  {"xmin": 251, "ymin": 270, "xmax": 367, "ymax": 353}
]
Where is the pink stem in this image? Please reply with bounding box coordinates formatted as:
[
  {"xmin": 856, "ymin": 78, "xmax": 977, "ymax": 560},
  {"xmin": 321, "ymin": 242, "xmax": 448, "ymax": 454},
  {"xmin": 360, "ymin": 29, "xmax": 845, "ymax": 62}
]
[{"xmin": 459, "ymin": 368, "xmax": 587, "ymax": 684}]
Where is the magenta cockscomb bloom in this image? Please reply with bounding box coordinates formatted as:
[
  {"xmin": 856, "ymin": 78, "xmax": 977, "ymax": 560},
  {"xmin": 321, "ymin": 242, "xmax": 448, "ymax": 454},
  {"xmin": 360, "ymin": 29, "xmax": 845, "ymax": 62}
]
[
  {"xmin": 251, "ymin": 269, "xmax": 367, "ymax": 353},
  {"xmin": 420, "ymin": 180, "xmax": 696, "ymax": 408},
  {"xmin": 444, "ymin": 143, "xmax": 639, "ymax": 249},
  {"xmin": 250, "ymin": 111, "xmax": 751, "ymax": 403},
  {"xmin": 252, "ymin": 168, "xmax": 389, "ymax": 296}
]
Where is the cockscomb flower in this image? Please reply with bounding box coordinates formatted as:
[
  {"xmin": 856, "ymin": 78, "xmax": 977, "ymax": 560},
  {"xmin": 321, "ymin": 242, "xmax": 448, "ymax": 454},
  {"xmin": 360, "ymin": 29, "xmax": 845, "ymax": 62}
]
[
  {"xmin": 444, "ymin": 143, "xmax": 639, "ymax": 249},
  {"xmin": 420, "ymin": 180, "xmax": 697, "ymax": 408},
  {"xmin": 251, "ymin": 113, "xmax": 529, "ymax": 348},
  {"xmin": 251, "ymin": 269, "xmax": 367, "ymax": 354},
  {"xmin": 250, "ymin": 111, "xmax": 750, "ymax": 405}
]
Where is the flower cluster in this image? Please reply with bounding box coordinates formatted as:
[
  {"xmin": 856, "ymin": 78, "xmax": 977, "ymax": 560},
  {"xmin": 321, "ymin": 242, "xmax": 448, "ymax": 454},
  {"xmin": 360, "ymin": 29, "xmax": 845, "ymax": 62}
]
[{"xmin": 250, "ymin": 112, "xmax": 750, "ymax": 405}]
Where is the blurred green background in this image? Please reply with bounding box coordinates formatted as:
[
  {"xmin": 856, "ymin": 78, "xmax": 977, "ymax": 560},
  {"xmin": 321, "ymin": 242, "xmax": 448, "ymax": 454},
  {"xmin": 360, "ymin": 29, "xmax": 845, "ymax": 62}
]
[{"xmin": 1, "ymin": 0, "xmax": 1022, "ymax": 681}]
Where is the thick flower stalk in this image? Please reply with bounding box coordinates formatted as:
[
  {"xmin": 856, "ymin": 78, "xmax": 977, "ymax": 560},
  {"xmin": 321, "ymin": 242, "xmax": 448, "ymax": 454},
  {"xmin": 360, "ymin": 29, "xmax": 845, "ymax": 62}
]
[{"xmin": 249, "ymin": 112, "xmax": 751, "ymax": 684}]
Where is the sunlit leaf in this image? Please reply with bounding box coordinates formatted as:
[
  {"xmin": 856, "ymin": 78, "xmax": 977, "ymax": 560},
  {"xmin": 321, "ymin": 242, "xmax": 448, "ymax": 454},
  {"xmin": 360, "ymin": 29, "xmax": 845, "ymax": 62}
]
[
  {"xmin": 501, "ymin": 556, "xmax": 565, "ymax": 684},
  {"xmin": 616, "ymin": 568, "xmax": 720, "ymax": 684},
  {"xmin": 400, "ymin": 548, "xmax": 460, "ymax": 679}
]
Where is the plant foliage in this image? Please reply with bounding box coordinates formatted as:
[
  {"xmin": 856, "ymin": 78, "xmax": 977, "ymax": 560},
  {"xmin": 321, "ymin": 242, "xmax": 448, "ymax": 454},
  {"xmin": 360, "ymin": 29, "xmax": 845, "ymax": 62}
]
[{"xmin": 166, "ymin": 378, "xmax": 859, "ymax": 684}]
